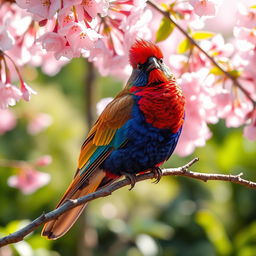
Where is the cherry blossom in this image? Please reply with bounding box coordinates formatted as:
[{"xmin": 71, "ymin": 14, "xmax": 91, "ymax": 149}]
[
  {"xmin": 0, "ymin": 26, "xmax": 14, "ymax": 51},
  {"xmin": 0, "ymin": 82, "xmax": 22, "ymax": 109},
  {"xmin": 0, "ymin": 0, "xmax": 255, "ymax": 159},
  {"xmin": 189, "ymin": 0, "xmax": 221, "ymax": 17},
  {"xmin": 37, "ymin": 32, "xmax": 67, "ymax": 57},
  {"xmin": 244, "ymin": 110, "xmax": 256, "ymax": 140},
  {"xmin": 175, "ymin": 71, "xmax": 215, "ymax": 156},
  {"xmin": 27, "ymin": 113, "xmax": 53, "ymax": 135},
  {"xmin": 75, "ymin": 0, "xmax": 109, "ymax": 20},
  {"xmin": 0, "ymin": 109, "xmax": 16, "ymax": 134},
  {"xmin": 16, "ymin": 0, "xmax": 61, "ymax": 21},
  {"xmin": 233, "ymin": 26, "xmax": 256, "ymax": 51},
  {"xmin": 35, "ymin": 155, "xmax": 52, "ymax": 166},
  {"xmin": 20, "ymin": 82, "xmax": 37, "ymax": 101},
  {"xmin": 236, "ymin": 3, "xmax": 256, "ymax": 29},
  {"xmin": 7, "ymin": 168, "xmax": 51, "ymax": 195}
]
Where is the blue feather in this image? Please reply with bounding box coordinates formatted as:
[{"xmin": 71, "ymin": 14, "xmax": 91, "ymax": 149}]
[{"xmin": 101, "ymin": 95, "xmax": 182, "ymax": 175}]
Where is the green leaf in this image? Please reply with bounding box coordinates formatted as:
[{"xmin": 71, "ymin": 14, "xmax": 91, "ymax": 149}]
[
  {"xmin": 132, "ymin": 219, "xmax": 174, "ymax": 239},
  {"xmin": 156, "ymin": 17, "xmax": 175, "ymax": 43},
  {"xmin": 209, "ymin": 66, "xmax": 223, "ymax": 76},
  {"xmin": 228, "ymin": 69, "xmax": 242, "ymax": 78},
  {"xmin": 177, "ymin": 38, "xmax": 191, "ymax": 54},
  {"xmin": 196, "ymin": 210, "xmax": 232, "ymax": 255},
  {"xmin": 191, "ymin": 31, "xmax": 215, "ymax": 40}
]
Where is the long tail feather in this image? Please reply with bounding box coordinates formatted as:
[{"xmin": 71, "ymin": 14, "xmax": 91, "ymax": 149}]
[{"xmin": 41, "ymin": 169, "xmax": 106, "ymax": 240}]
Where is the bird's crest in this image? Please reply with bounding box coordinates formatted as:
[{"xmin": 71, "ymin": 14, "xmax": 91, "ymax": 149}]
[{"xmin": 129, "ymin": 40, "xmax": 163, "ymax": 68}]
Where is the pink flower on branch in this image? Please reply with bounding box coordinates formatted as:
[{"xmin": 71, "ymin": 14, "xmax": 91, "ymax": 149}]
[
  {"xmin": 20, "ymin": 82, "xmax": 37, "ymax": 101},
  {"xmin": 27, "ymin": 113, "xmax": 53, "ymax": 135},
  {"xmin": 237, "ymin": 4, "xmax": 256, "ymax": 29},
  {"xmin": 75, "ymin": 0, "xmax": 109, "ymax": 21},
  {"xmin": 16, "ymin": 0, "xmax": 61, "ymax": 21},
  {"xmin": 244, "ymin": 113, "xmax": 256, "ymax": 140},
  {"xmin": 37, "ymin": 32, "xmax": 67, "ymax": 54},
  {"xmin": 35, "ymin": 155, "xmax": 52, "ymax": 166},
  {"xmin": 175, "ymin": 71, "xmax": 215, "ymax": 156},
  {"xmin": 0, "ymin": 109, "xmax": 16, "ymax": 134},
  {"xmin": 0, "ymin": 26, "xmax": 15, "ymax": 51},
  {"xmin": 7, "ymin": 168, "xmax": 51, "ymax": 195},
  {"xmin": 0, "ymin": 82, "xmax": 22, "ymax": 109},
  {"xmin": 234, "ymin": 26, "xmax": 256, "ymax": 51},
  {"xmin": 189, "ymin": 0, "xmax": 221, "ymax": 17}
]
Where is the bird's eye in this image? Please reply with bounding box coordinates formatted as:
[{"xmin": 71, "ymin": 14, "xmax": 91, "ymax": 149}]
[
  {"xmin": 137, "ymin": 63, "xmax": 142, "ymax": 70},
  {"xmin": 159, "ymin": 58, "xmax": 163, "ymax": 64}
]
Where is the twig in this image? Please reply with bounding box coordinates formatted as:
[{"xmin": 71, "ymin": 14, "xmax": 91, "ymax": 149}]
[
  {"xmin": 0, "ymin": 158, "xmax": 255, "ymax": 247},
  {"xmin": 147, "ymin": 0, "xmax": 256, "ymax": 107}
]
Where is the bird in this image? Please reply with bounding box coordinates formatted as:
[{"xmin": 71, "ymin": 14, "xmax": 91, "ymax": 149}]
[{"xmin": 42, "ymin": 39, "xmax": 185, "ymax": 240}]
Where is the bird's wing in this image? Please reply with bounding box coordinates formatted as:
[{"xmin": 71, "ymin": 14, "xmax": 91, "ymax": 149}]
[
  {"xmin": 78, "ymin": 88, "xmax": 133, "ymax": 171},
  {"xmin": 42, "ymin": 89, "xmax": 134, "ymax": 239}
]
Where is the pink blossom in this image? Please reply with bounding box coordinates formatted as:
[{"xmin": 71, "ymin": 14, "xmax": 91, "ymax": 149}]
[
  {"xmin": 175, "ymin": 71, "xmax": 215, "ymax": 156},
  {"xmin": 37, "ymin": 32, "xmax": 71, "ymax": 60},
  {"xmin": 16, "ymin": 0, "xmax": 61, "ymax": 21},
  {"xmin": 244, "ymin": 124, "xmax": 256, "ymax": 140},
  {"xmin": 225, "ymin": 101, "xmax": 252, "ymax": 128},
  {"xmin": 212, "ymin": 90, "xmax": 232, "ymax": 118},
  {"xmin": 35, "ymin": 52, "xmax": 70, "ymax": 76},
  {"xmin": 27, "ymin": 113, "xmax": 53, "ymax": 135},
  {"xmin": 0, "ymin": 26, "xmax": 14, "ymax": 51},
  {"xmin": 0, "ymin": 109, "xmax": 16, "ymax": 134},
  {"xmin": 200, "ymin": 34, "xmax": 234, "ymax": 59},
  {"xmin": 90, "ymin": 1, "xmax": 151, "ymax": 77},
  {"xmin": 75, "ymin": 0, "xmax": 109, "ymax": 20},
  {"xmin": 65, "ymin": 24, "xmax": 102, "ymax": 56},
  {"xmin": 37, "ymin": 32, "xmax": 67, "ymax": 55},
  {"xmin": 173, "ymin": 2, "xmax": 204, "ymax": 29},
  {"xmin": 20, "ymin": 82, "xmax": 37, "ymax": 101},
  {"xmin": 237, "ymin": 4, "xmax": 256, "ymax": 29},
  {"xmin": 0, "ymin": 82, "xmax": 22, "ymax": 109},
  {"xmin": 233, "ymin": 26, "xmax": 256, "ymax": 51},
  {"xmin": 7, "ymin": 168, "xmax": 51, "ymax": 195},
  {"xmin": 35, "ymin": 155, "xmax": 52, "ymax": 166},
  {"xmin": 243, "ymin": 110, "xmax": 256, "ymax": 140},
  {"xmin": 189, "ymin": 0, "xmax": 221, "ymax": 17}
]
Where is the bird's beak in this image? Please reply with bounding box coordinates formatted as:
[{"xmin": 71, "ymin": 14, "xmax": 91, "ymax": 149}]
[{"xmin": 146, "ymin": 57, "xmax": 161, "ymax": 72}]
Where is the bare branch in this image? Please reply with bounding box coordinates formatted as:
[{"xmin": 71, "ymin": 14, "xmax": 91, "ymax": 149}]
[
  {"xmin": 147, "ymin": 0, "xmax": 256, "ymax": 107},
  {"xmin": 0, "ymin": 157, "xmax": 255, "ymax": 247}
]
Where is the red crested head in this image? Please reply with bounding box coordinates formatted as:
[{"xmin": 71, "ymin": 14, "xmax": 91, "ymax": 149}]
[{"xmin": 129, "ymin": 40, "xmax": 163, "ymax": 68}]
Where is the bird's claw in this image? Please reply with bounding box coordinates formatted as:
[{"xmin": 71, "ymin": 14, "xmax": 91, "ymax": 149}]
[
  {"xmin": 151, "ymin": 167, "xmax": 163, "ymax": 184},
  {"xmin": 121, "ymin": 172, "xmax": 137, "ymax": 190}
]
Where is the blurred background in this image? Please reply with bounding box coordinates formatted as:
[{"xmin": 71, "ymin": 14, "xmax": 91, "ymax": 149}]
[{"xmin": 0, "ymin": 57, "xmax": 256, "ymax": 256}]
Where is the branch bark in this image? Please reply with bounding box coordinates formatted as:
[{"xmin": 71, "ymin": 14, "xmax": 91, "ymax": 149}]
[
  {"xmin": 147, "ymin": 0, "xmax": 256, "ymax": 107},
  {"xmin": 0, "ymin": 157, "xmax": 255, "ymax": 247}
]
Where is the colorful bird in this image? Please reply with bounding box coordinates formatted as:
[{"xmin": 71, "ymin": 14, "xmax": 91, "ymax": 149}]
[{"xmin": 42, "ymin": 40, "xmax": 185, "ymax": 240}]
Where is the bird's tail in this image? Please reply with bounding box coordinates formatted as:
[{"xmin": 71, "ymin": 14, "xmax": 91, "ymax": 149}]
[{"xmin": 41, "ymin": 168, "xmax": 113, "ymax": 240}]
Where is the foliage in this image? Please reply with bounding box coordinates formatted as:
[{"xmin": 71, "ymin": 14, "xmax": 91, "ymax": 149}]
[
  {"xmin": 0, "ymin": 0, "xmax": 256, "ymax": 255},
  {"xmin": 0, "ymin": 59, "xmax": 256, "ymax": 255}
]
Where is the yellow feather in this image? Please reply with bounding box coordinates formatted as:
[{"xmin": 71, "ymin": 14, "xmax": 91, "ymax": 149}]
[{"xmin": 78, "ymin": 143, "xmax": 97, "ymax": 169}]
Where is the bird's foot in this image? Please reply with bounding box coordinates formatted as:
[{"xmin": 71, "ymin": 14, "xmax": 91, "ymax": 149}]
[
  {"xmin": 151, "ymin": 167, "xmax": 163, "ymax": 184},
  {"xmin": 121, "ymin": 172, "xmax": 137, "ymax": 190}
]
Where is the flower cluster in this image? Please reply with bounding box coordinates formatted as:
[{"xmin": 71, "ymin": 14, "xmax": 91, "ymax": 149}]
[
  {"xmin": 1, "ymin": 155, "xmax": 52, "ymax": 195},
  {"xmin": 0, "ymin": 0, "xmax": 255, "ymax": 159}
]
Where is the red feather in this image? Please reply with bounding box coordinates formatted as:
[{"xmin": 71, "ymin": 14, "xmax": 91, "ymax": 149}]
[
  {"xmin": 129, "ymin": 40, "xmax": 163, "ymax": 68},
  {"xmin": 130, "ymin": 75, "xmax": 185, "ymax": 133}
]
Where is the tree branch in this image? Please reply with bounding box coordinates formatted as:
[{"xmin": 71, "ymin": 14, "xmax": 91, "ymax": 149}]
[
  {"xmin": 0, "ymin": 158, "xmax": 255, "ymax": 247},
  {"xmin": 147, "ymin": 0, "xmax": 256, "ymax": 107}
]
